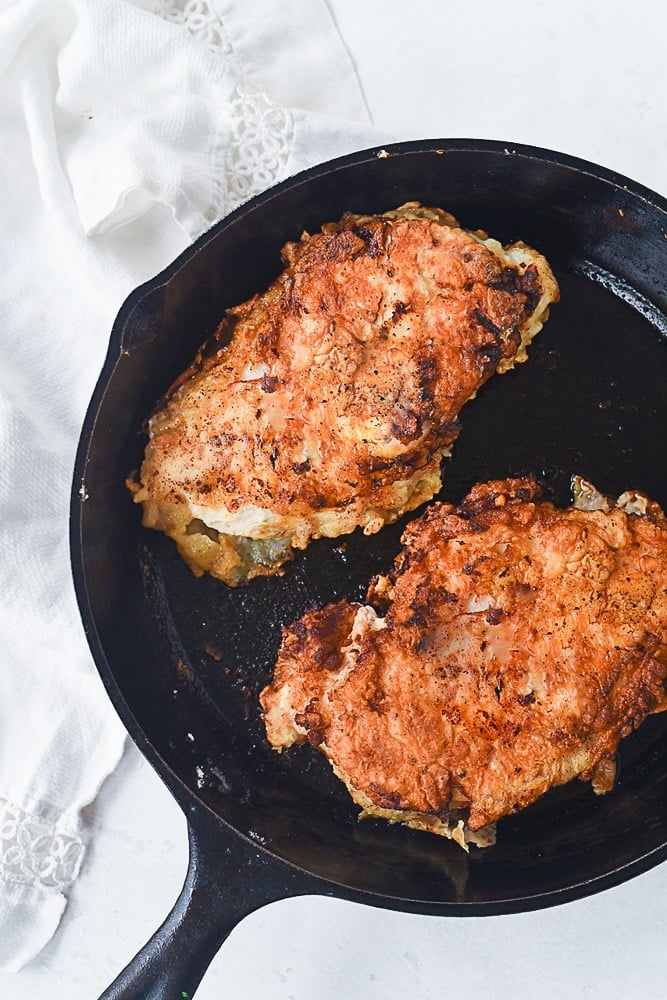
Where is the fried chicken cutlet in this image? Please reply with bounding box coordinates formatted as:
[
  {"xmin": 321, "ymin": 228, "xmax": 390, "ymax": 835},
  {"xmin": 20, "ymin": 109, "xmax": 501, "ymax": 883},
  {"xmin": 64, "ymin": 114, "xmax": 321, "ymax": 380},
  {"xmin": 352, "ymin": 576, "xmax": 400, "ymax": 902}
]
[
  {"xmin": 261, "ymin": 477, "xmax": 667, "ymax": 849},
  {"xmin": 129, "ymin": 204, "xmax": 558, "ymax": 585}
]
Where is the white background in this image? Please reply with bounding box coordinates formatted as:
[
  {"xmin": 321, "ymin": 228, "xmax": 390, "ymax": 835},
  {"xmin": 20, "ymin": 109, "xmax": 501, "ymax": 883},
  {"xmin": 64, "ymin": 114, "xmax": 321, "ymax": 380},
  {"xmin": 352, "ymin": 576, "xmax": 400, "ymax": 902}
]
[{"xmin": 7, "ymin": 0, "xmax": 667, "ymax": 997}]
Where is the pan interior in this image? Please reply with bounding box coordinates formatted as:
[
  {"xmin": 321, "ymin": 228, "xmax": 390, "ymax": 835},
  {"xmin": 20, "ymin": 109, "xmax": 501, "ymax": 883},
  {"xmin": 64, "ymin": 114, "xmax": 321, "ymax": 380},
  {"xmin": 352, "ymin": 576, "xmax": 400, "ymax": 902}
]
[{"xmin": 78, "ymin": 144, "xmax": 667, "ymax": 908}]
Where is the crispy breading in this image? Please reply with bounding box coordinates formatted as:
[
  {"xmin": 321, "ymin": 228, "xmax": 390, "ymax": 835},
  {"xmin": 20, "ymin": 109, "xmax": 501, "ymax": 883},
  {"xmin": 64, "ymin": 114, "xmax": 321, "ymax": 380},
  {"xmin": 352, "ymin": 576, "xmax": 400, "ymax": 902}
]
[
  {"xmin": 129, "ymin": 204, "xmax": 558, "ymax": 585},
  {"xmin": 261, "ymin": 478, "xmax": 667, "ymax": 849}
]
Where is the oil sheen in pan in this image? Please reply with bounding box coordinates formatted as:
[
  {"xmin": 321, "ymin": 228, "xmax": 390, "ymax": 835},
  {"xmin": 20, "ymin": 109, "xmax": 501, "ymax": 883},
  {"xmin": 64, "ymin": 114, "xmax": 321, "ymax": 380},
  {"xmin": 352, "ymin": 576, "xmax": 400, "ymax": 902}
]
[
  {"xmin": 573, "ymin": 259, "xmax": 667, "ymax": 336},
  {"xmin": 144, "ymin": 263, "xmax": 667, "ymax": 826}
]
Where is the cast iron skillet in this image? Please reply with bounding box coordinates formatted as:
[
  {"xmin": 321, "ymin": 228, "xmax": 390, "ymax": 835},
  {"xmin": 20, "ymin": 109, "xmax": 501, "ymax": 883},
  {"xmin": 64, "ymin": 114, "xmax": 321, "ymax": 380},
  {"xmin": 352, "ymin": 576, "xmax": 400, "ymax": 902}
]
[{"xmin": 70, "ymin": 139, "xmax": 667, "ymax": 999}]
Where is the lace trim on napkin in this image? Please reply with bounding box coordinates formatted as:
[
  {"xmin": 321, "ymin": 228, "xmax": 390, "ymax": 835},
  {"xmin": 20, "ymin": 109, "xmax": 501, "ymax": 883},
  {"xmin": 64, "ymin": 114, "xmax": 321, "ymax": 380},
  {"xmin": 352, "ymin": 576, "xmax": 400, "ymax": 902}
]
[
  {"xmin": 154, "ymin": 0, "xmax": 294, "ymax": 224},
  {"xmin": 0, "ymin": 799, "xmax": 84, "ymax": 893},
  {"xmin": 158, "ymin": 0, "xmax": 235, "ymax": 55}
]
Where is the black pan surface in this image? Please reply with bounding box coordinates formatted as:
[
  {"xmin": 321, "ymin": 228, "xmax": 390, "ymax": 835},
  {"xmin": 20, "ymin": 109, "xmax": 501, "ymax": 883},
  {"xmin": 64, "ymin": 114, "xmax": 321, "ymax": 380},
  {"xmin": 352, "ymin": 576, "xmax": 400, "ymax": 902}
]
[{"xmin": 71, "ymin": 140, "xmax": 667, "ymax": 996}]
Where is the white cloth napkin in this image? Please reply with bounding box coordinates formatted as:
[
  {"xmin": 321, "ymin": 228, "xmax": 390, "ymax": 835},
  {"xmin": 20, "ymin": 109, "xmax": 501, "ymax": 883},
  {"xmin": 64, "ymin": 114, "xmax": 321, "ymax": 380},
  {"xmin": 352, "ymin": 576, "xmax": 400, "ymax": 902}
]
[{"xmin": 0, "ymin": 0, "xmax": 381, "ymax": 971}]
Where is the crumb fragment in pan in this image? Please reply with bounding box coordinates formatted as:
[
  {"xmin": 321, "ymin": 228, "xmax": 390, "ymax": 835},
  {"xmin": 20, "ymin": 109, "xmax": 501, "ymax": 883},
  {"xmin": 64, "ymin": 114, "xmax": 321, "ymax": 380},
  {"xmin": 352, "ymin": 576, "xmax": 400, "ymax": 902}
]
[
  {"xmin": 260, "ymin": 477, "xmax": 667, "ymax": 849},
  {"xmin": 127, "ymin": 202, "xmax": 559, "ymax": 585}
]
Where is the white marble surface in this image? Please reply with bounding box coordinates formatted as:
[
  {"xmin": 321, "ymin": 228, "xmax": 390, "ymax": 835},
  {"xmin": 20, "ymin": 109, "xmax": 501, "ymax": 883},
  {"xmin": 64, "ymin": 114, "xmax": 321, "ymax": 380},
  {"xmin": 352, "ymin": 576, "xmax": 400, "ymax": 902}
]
[{"xmin": 6, "ymin": 1, "xmax": 667, "ymax": 997}]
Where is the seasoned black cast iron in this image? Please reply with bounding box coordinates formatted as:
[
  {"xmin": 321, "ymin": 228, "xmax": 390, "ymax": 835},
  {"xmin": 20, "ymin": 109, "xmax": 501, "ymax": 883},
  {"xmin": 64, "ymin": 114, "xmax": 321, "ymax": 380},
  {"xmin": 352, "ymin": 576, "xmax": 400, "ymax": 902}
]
[{"xmin": 70, "ymin": 140, "xmax": 667, "ymax": 999}]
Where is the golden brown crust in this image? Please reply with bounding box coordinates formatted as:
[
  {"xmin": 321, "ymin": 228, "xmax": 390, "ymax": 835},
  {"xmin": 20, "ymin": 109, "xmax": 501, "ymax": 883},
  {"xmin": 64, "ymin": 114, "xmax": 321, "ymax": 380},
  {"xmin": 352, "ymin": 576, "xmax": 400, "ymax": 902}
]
[
  {"xmin": 130, "ymin": 204, "xmax": 558, "ymax": 584},
  {"xmin": 261, "ymin": 479, "xmax": 667, "ymax": 844}
]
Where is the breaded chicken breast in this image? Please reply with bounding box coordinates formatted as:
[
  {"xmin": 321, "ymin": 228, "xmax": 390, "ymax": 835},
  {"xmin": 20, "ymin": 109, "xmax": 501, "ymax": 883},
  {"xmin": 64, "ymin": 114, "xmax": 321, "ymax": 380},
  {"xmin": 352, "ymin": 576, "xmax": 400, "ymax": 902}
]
[
  {"xmin": 129, "ymin": 204, "xmax": 558, "ymax": 585},
  {"xmin": 261, "ymin": 478, "xmax": 667, "ymax": 849}
]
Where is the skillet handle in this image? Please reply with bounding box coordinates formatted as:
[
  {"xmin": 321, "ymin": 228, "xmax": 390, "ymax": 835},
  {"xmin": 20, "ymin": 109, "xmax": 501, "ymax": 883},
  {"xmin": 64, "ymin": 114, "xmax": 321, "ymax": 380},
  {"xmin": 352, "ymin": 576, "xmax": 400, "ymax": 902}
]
[{"xmin": 98, "ymin": 803, "xmax": 321, "ymax": 1000}]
